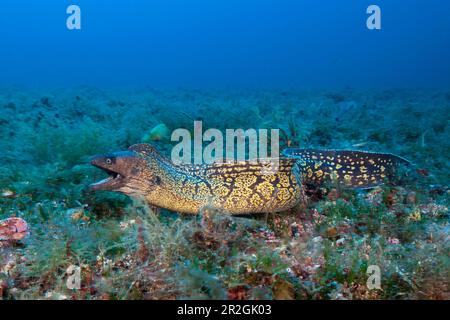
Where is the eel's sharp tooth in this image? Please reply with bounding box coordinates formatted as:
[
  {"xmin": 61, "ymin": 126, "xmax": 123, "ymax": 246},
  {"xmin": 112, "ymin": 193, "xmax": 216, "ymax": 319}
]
[{"xmin": 90, "ymin": 177, "xmax": 112, "ymax": 186}]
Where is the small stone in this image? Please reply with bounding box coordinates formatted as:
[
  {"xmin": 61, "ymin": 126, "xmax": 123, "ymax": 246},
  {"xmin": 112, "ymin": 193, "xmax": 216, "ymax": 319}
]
[
  {"xmin": 67, "ymin": 207, "xmax": 89, "ymax": 221},
  {"xmin": 312, "ymin": 236, "xmax": 323, "ymax": 243},
  {"xmin": 409, "ymin": 207, "xmax": 422, "ymax": 221},
  {"xmin": 406, "ymin": 191, "xmax": 417, "ymax": 205},
  {"xmin": 388, "ymin": 237, "xmax": 400, "ymax": 245},
  {"xmin": 119, "ymin": 219, "xmax": 136, "ymax": 230},
  {"xmin": 326, "ymin": 227, "xmax": 338, "ymax": 238}
]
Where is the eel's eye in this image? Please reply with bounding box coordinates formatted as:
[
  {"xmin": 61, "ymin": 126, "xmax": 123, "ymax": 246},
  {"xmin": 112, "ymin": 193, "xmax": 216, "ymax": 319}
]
[{"xmin": 105, "ymin": 158, "xmax": 112, "ymax": 165}]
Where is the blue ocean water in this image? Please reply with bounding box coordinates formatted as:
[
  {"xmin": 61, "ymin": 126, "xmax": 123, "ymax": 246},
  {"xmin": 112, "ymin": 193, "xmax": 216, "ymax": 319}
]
[{"xmin": 0, "ymin": 0, "xmax": 449, "ymax": 89}]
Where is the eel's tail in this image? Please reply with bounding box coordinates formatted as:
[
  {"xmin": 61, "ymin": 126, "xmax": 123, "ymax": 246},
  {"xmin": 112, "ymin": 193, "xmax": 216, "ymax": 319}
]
[{"xmin": 282, "ymin": 148, "xmax": 411, "ymax": 189}]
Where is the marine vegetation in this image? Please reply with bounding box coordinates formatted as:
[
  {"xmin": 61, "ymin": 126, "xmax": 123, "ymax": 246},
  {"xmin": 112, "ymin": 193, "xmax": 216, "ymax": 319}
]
[{"xmin": 0, "ymin": 87, "xmax": 449, "ymax": 300}]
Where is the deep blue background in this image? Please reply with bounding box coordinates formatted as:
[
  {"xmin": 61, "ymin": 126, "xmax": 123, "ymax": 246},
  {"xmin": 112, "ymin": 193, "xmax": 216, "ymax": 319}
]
[{"xmin": 0, "ymin": 0, "xmax": 449, "ymax": 88}]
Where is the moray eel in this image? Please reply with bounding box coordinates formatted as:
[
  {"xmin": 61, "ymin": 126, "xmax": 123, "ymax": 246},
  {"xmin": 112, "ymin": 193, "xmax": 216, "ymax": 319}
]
[
  {"xmin": 90, "ymin": 144, "xmax": 409, "ymax": 214},
  {"xmin": 282, "ymin": 148, "xmax": 410, "ymax": 189}
]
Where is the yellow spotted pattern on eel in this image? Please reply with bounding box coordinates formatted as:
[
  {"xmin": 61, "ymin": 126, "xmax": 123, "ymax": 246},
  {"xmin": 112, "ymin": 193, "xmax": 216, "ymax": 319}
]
[{"xmin": 256, "ymin": 180, "xmax": 275, "ymax": 200}]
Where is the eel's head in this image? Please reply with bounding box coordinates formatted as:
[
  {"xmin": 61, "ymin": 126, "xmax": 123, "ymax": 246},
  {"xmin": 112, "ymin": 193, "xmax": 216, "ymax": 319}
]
[{"xmin": 90, "ymin": 151, "xmax": 148, "ymax": 193}]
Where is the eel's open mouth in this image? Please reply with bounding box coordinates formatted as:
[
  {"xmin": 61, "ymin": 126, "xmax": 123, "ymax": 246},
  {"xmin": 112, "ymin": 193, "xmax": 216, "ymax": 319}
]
[
  {"xmin": 89, "ymin": 151, "xmax": 140, "ymax": 192},
  {"xmin": 90, "ymin": 165, "xmax": 126, "ymax": 191}
]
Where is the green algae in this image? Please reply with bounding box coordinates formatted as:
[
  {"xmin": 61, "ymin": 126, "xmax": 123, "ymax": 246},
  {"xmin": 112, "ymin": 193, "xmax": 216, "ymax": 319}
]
[{"xmin": 0, "ymin": 87, "xmax": 448, "ymax": 300}]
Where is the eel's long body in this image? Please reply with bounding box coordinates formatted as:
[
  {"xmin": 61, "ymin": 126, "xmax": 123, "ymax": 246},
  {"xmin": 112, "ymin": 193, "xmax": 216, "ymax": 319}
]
[{"xmin": 90, "ymin": 144, "xmax": 409, "ymax": 214}]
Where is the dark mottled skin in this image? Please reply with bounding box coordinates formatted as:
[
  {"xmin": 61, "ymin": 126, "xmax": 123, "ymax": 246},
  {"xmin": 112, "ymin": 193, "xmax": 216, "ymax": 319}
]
[
  {"xmin": 90, "ymin": 144, "xmax": 409, "ymax": 214},
  {"xmin": 282, "ymin": 148, "xmax": 410, "ymax": 189}
]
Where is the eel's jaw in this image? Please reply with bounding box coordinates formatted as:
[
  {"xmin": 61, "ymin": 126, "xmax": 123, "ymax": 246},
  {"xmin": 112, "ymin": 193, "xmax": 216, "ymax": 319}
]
[{"xmin": 90, "ymin": 166, "xmax": 127, "ymax": 192}]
